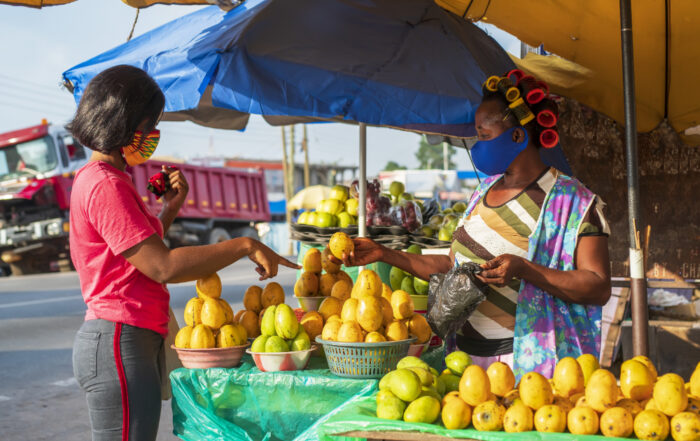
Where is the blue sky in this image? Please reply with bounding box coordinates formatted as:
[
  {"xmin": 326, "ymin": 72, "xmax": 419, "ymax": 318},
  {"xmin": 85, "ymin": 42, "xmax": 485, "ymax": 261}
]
[{"xmin": 0, "ymin": 1, "xmax": 521, "ymax": 176}]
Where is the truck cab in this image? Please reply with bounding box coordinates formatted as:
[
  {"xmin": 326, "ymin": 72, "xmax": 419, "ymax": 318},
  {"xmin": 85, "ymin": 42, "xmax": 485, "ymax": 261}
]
[{"xmin": 0, "ymin": 121, "xmax": 88, "ymax": 275}]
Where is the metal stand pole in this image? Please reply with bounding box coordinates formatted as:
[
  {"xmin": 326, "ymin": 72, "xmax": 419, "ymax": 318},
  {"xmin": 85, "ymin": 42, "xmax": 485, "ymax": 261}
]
[
  {"xmin": 620, "ymin": 0, "xmax": 649, "ymax": 356},
  {"xmin": 358, "ymin": 123, "xmax": 367, "ymax": 239}
]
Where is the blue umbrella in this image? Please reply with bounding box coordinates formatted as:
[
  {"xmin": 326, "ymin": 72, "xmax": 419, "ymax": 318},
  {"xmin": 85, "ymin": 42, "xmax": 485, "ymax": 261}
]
[
  {"xmin": 63, "ymin": 0, "xmax": 514, "ymax": 137},
  {"xmin": 62, "ymin": 0, "xmax": 570, "ymax": 233}
]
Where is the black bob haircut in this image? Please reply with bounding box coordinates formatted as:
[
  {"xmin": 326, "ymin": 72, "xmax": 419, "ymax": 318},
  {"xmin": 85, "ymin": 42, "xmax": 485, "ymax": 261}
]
[{"xmin": 68, "ymin": 65, "xmax": 165, "ymax": 154}]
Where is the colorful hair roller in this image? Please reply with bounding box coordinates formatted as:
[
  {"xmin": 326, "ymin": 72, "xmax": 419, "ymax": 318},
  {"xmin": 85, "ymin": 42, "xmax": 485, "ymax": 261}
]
[
  {"xmin": 536, "ymin": 100, "xmax": 559, "ymax": 128},
  {"xmin": 508, "ymin": 98, "xmax": 535, "ymax": 125},
  {"xmin": 536, "ymin": 80, "xmax": 550, "ymax": 95},
  {"xmin": 484, "ymin": 76, "xmax": 501, "ymax": 92},
  {"xmin": 540, "ymin": 128, "xmax": 559, "ymax": 148},
  {"xmin": 497, "ymin": 78, "xmax": 520, "ymax": 102},
  {"xmin": 507, "ymin": 69, "xmax": 525, "ymax": 84},
  {"xmin": 516, "ymin": 75, "xmax": 545, "ymax": 104}
]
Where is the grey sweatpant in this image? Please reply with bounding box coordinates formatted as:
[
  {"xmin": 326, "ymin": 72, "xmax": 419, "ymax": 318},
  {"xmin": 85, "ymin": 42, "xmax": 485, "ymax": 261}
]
[{"xmin": 73, "ymin": 319, "xmax": 164, "ymax": 441}]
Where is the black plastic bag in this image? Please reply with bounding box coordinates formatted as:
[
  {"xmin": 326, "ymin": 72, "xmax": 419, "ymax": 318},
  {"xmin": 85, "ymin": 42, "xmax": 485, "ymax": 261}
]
[{"xmin": 426, "ymin": 262, "xmax": 487, "ymax": 340}]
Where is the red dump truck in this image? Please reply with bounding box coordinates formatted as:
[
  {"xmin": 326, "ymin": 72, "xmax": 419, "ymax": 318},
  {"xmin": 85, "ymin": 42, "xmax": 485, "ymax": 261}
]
[{"xmin": 0, "ymin": 121, "xmax": 270, "ymax": 276}]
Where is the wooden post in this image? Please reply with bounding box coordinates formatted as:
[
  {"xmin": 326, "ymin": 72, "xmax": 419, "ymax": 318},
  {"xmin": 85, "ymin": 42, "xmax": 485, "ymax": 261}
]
[
  {"xmin": 280, "ymin": 126, "xmax": 293, "ymax": 256},
  {"xmin": 303, "ymin": 124, "xmax": 310, "ymax": 188}
]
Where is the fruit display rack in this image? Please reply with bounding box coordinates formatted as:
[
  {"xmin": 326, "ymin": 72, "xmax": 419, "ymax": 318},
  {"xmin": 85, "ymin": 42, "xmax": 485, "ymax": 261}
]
[{"xmin": 291, "ymin": 223, "xmax": 411, "ymax": 250}]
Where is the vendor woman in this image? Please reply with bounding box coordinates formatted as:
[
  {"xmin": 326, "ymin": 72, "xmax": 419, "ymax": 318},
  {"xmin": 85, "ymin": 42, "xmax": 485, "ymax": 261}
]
[
  {"xmin": 337, "ymin": 73, "xmax": 611, "ymax": 379},
  {"xmin": 69, "ymin": 65, "xmax": 299, "ymax": 441}
]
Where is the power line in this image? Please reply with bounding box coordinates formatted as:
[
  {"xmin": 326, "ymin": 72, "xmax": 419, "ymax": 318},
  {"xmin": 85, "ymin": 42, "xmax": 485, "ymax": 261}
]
[
  {"xmin": 0, "ymin": 73, "xmax": 68, "ymax": 93},
  {"xmin": 0, "ymin": 86, "xmax": 75, "ymax": 110}
]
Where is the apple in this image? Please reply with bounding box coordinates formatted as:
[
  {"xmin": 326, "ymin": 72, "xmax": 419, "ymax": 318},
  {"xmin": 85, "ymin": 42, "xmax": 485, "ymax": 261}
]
[
  {"xmin": 315, "ymin": 212, "xmax": 333, "ymax": 228},
  {"xmin": 345, "ymin": 198, "xmax": 359, "ymax": 216},
  {"xmin": 406, "ymin": 244, "xmax": 422, "ymax": 255},
  {"xmin": 320, "ymin": 198, "xmax": 343, "ymax": 215},
  {"xmin": 420, "ymin": 225, "xmax": 434, "ymax": 237},
  {"xmin": 414, "ymin": 277, "xmax": 429, "ymax": 295},
  {"xmin": 389, "ymin": 181, "xmax": 405, "ymax": 198},
  {"xmin": 442, "ymin": 214, "xmax": 458, "ymax": 226},
  {"xmin": 443, "ymin": 208, "xmax": 454, "ymax": 215},
  {"xmin": 446, "ymin": 218, "xmax": 459, "ymax": 233},
  {"xmin": 329, "ymin": 185, "xmax": 349, "ymax": 203},
  {"xmin": 452, "ymin": 202, "xmax": 467, "ymax": 213},
  {"xmin": 428, "ymin": 215, "xmax": 444, "ymax": 227},
  {"xmin": 316, "ymin": 199, "xmax": 326, "ymax": 212},
  {"xmin": 307, "ymin": 212, "xmax": 318, "ymax": 226},
  {"xmin": 438, "ymin": 227, "xmax": 452, "ymax": 242},
  {"xmin": 297, "ymin": 212, "xmax": 309, "ymax": 224},
  {"xmin": 337, "ymin": 212, "xmax": 353, "ymax": 228},
  {"xmin": 398, "ymin": 192, "xmax": 414, "ymax": 203}
]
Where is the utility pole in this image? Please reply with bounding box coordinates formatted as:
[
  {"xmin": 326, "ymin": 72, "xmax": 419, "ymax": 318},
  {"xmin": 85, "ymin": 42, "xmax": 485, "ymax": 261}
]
[
  {"xmin": 442, "ymin": 142, "xmax": 449, "ymax": 170},
  {"xmin": 303, "ymin": 124, "xmax": 310, "ymax": 188}
]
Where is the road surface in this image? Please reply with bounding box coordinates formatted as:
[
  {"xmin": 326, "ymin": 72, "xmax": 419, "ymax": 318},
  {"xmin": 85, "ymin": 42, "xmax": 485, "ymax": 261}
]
[{"xmin": 0, "ymin": 260, "xmax": 299, "ymax": 441}]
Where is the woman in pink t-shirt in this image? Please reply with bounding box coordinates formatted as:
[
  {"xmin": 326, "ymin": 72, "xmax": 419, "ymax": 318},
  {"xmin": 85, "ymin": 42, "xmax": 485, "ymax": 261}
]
[{"xmin": 68, "ymin": 65, "xmax": 299, "ymax": 441}]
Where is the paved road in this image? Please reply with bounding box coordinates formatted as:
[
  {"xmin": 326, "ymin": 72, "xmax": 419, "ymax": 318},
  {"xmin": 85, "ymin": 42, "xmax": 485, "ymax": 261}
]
[{"xmin": 0, "ymin": 260, "xmax": 299, "ymax": 441}]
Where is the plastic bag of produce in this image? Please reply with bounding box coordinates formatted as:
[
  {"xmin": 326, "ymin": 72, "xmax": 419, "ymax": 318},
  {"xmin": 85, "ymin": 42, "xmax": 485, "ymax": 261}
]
[
  {"xmin": 390, "ymin": 200, "xmax": 423, "ymax": 232},
  {"xmin": 426, "ymin": 262, "xmax": 486, "ymax": 339}
]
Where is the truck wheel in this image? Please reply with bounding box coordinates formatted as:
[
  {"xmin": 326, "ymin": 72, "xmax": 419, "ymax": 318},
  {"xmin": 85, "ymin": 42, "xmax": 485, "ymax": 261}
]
[
  {"xmin": 208, "ymin": 228, "xmax": 231, "ymax": 244},
  {"xmin": 232, "ymin": 226, "xmax": 259, "ymax": 240}
]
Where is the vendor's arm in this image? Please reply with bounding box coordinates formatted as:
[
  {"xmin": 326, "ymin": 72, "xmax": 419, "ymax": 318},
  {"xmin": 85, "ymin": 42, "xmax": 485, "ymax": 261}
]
[
  {"xmin": 122, "ymin": 235, "xmax": 300, "ymax": 284},
  {"xmin": 336, "ymin": 237, "xmax": 453, "ymax": 281},
  {"xmin": 158, "ymin": 167, "xmax": 188, "ymax": 234},
  {"xmin": 478, "ymin": 235, "xmax": 611, "ymax": 305}
]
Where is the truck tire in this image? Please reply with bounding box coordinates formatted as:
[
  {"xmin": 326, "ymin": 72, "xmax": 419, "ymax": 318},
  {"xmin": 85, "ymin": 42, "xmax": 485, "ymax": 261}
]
[
  {"xmin": 231, "ymin": 225, "xmax": 259, "ymax": 240},
  {"xmin": 208, "ymin": 228, "xmax": 231, "ymax": 244}
]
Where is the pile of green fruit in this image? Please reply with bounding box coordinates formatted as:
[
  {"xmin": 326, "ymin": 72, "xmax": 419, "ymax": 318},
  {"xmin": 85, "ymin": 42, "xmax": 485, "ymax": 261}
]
[
  {"xmin": 376, "ymin": 352, "xmax": 470, "ymax": 424},
  {"xmin": 249, "ymin": 304, "xmax": 312, "ymax": 353},
  {"xmin": 420, "ymin": 201, "xmax": 467, "ymax": 242},
  {"xmin": 297, "ymin": 185, "xmax": 359, "ymax": 228},
  {"xmin": 389, "ymin": 244, "xmax": 429, "ymax": 295}
]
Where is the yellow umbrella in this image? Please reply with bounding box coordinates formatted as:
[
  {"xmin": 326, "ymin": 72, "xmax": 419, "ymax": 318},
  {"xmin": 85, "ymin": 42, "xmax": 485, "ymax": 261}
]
[
  {"xmin": 436, "ymin": 0, "xmax": 700, "ymax": 144},
  {"xmin": 287, "ymin": 185, "xmax": 331, "ymax": 211},
  {"xmin": 438, "ymin": 0, "xmax": 678, "ymax": 357}
]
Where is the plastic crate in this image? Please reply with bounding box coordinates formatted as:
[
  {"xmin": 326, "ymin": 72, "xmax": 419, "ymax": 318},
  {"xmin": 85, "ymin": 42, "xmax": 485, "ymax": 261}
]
[{"xmin": 316, "ymin": 337, "xmax": 415, "ymax": 378}]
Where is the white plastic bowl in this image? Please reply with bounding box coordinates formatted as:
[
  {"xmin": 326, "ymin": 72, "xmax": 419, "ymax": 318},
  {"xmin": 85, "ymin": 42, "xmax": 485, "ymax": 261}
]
[
  {"xmin": 407, "ymin": 340, "xmax": 430, "ymax": 357},
  {"xmin": 246, "ymin": 346, "xmax": 316, "ymax": 372},
  {"xmin": 296, "ymin": 296, "xmax": 326, "ymax": 312}
]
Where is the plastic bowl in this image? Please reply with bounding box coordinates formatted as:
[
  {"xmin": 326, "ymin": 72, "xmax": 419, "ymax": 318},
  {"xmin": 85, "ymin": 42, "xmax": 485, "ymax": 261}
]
[
  {"xmin": 407, "ymin": 340, "xmax": 430, "ymax": 357},
  {"xmin": 171, "ymin": 343, "xmax": 249, "ymax": 369},
  {"xmin": 246, "ymin": 346, "xmax": 317, "ymax": 372},
  {"xmin": 296, "ymin": 296, "xmax": 326, "ymax": 312}
]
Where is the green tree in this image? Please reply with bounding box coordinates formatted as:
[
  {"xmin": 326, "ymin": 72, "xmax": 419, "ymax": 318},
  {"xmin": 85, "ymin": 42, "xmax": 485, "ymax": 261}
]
[
  {"xmin": 383, "ymin": 161, "xmax": 407, "ymax": 171},
  {"xmin": 415, "ymin": 137, "xmax": 457, "ymax": 169}
]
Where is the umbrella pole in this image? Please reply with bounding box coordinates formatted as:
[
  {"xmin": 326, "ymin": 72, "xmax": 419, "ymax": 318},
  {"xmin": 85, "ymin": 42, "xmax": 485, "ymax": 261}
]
[
  {"xmin": 358, "ymin": 123, "xmax": 367, "ymax": 239},
  {"xmin": 619, "ymin": 0, "xmax": 649, "ymax": 356}
]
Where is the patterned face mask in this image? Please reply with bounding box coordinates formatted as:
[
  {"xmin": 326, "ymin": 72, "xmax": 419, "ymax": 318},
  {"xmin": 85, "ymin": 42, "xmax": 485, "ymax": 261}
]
[{"xmin": 121, "ymin": 130, "xmax": 160, "ymax": 166}]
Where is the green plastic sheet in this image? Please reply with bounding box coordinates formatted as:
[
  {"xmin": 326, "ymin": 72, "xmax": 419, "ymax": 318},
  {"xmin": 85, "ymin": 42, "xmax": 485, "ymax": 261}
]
[
  {"xmin": 170, "ymin": 355, "xmax": 377, "ymax": 441},
  {"xmin": 317, "ymin": 397, "xmax": 634, "ymax": 441}
]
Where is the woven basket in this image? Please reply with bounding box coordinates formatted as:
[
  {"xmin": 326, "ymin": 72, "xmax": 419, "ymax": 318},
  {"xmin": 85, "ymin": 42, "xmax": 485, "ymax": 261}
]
[{"xmin": 315, "ymin": 337, "xmax": 415, "ymax": 378}]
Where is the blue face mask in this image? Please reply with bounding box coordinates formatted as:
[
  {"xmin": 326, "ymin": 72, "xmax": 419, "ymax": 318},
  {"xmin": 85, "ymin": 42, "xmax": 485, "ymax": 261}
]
[{"xmin": 470, "ymin": 127, "xmax": 529, "ymax": 176}]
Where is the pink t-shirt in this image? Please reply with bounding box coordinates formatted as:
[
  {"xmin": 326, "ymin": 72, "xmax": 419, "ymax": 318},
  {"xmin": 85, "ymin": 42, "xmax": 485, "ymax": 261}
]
[{"xmin": 70, "ymin": 161, "xmax": 169, "ymax": 337}]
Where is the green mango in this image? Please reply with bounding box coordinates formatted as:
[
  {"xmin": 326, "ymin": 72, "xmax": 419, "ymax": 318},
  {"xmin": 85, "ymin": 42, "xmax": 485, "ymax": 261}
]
[
  {"xmin": 389, "ymin": 266, "xmax": 406, "ymax": 291},
  {"xmin": 439, "ymin": 373, "xmax": 461, "ymax": 393},
  {"xmin": 445, "ymin": 350, "xmax": 472, "ymax": 376},
  {"xmin": 264, "ymin": 335, "xmax": 289, "ymax": 353},
  {"xmin": 250, "ymin": 335, "xmax": 269, "ymax": 353},
  {"xmin": 397, "ymin": 355, "xmax": 429, "ymax": 371},
  {"xmin": 274, "ymin": 303, "xmax": 299, "ymax": 339},
  {"xmin": 407, "ymin": 367, "xmax": 434, "ymax": 387},
  {"xmin": 406, "ymin": 244, "xmax": 422, "ymax": 255},
  {"xmin": 403, "ymin": 396, "xmax": 441, "ymax": 423},
  {"xmin": 290, "ymin": 329, "xmax": 311, "ymax": 351},
  {"xmin": 260, "ymin": 305, "xmax": 277, "ymax": 337},
  {"xmin": 400, "ymin": 276, "xmax": 416, "ymax": 294},
  {"xmin": 413, "ymin": 277, "xmax": 429, "ymax": 295},
  {"xmin": 388, "ymin": 369, "xmax": 422, "ymax": 402}
]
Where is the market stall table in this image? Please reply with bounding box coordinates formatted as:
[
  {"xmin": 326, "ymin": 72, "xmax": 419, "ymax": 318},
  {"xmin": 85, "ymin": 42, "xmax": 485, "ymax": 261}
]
[{"xmin": 170, "ymin": 346, "xmax": 445, "ymax": 441}]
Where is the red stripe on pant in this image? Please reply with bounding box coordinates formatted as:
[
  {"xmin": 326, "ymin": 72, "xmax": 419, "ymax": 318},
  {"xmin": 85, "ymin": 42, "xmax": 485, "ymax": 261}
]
[{"xmin": 113, "ymin": 323, "xmax": 130, "ymax": 441}]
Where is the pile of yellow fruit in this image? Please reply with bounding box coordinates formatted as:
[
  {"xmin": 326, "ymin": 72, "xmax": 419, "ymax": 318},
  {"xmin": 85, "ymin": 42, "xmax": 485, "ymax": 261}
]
[
  {"xmin": 174, "ymin": 273, "xmax": 247, "ymax": 349},
  {"xmin": 377, "ymin": 352, "xmax": 700, "ymax": 441},
  {"xmin": 294, "ymin": 247, "xmax": 355, "ymax": 298}
]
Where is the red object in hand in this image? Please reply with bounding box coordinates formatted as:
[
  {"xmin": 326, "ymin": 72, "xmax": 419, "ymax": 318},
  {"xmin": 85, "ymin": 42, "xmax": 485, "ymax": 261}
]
[{"xmin": 147, "ymin": 166, "xmax": 178, "ymax": 199}]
